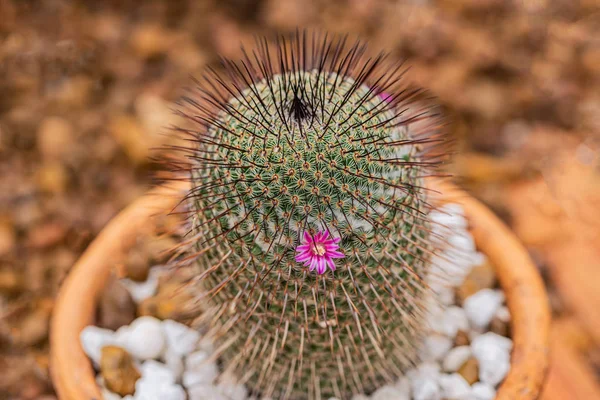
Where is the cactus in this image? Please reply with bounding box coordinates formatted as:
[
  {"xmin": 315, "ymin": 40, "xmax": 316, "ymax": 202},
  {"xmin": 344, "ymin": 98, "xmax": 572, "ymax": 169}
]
[{"xmin": 173, "ymin": 32, "xmax": 447, "ymax": 399}]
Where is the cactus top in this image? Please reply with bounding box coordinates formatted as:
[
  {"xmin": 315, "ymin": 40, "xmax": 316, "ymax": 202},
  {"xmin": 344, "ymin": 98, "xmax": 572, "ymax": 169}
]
[{"xmin": 191, "ymin": 70, "xmax": 427, "ymax": 275}]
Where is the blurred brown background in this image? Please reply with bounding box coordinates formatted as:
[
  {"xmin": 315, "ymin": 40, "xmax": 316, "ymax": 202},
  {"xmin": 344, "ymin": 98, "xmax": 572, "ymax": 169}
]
[{"xmin": 1, "ymin": 0, "xmax": 599, "ymax": 399}]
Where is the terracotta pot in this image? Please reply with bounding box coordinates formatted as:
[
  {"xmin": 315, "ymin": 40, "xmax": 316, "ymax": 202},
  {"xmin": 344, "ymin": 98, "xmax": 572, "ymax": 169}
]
[{"xmin": 50, "ymin": 181, "xmax": 550, "ymax": 399}]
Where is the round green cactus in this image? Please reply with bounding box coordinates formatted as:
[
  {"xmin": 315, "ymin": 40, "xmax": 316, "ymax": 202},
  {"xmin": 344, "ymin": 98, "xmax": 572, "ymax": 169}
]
[{"xmin": 174, "ymin": 32, "xmax": 447, "ymax": 399}]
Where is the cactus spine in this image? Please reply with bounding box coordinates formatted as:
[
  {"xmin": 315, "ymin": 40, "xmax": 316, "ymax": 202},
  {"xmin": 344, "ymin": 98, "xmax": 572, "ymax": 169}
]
[{"xmin": 175, "ymin": 32, "xmax": 446, "ymax": 399}]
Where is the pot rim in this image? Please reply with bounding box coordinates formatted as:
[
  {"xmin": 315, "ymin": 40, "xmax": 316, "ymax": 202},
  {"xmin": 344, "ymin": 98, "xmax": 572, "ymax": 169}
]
[{"xmin": 50, "ymin": 180, "xmax": 550, "ymax": 400}]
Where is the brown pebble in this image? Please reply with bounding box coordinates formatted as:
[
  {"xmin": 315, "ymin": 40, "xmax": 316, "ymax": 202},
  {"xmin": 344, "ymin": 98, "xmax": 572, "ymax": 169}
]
[
  {"xmin": 100, "ymin": 346, "xmax": 141, "ymax": 396},
  {"xmin": 457, "ymin": 357, "xmax": 479, "ymax": 385},
  {"xmin": 0, "ymin": 221, "xmax": 16, "ymax": 257},
  {"xmin": 454, "ymin": 330, "xmax": 471, "ymax": 346},
  {"xmin": 36, "ymin": 161, "xmax": 68, "ymax": 194},
  {"xmin": 98, "ymin": 275, "xmax": 136, "ymax": 331},
  {"xmin": 130, "ymin": 24, "xmax": 169, "ymax": 59},
  {"xmin": 490, "ymin": 316, "xmax": 510, "ymax": 337},
  {"xmin": 0, "ymin": 268, "xmax": 22, "ymax": 296},
  {"xmin": 15, "ymin": 306, "xmax": 52, "ymax": 346},
  {"xmin": 109, "ymin": 115, "xmax": 148, "ymax": 164},
  {"xmin": 124, "ymin": 249, "xmax": 150, "ymax": 282},
  {"xmin": 37, "ymin": 117, "xmax": 74, "ymax": 160},
  {"xmin": 457, "ymin": 260, "xmax": 496, "ymax": 303},
  {"xmin": 138, "ymin": 282, "xmax": 193, "ymax": 321}
]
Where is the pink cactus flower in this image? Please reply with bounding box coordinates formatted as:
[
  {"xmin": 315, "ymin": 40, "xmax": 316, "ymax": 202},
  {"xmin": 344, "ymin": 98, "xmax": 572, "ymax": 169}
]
[{"xmin": 295, "ymin": 230, "xmax": 345, "ymax": 274}]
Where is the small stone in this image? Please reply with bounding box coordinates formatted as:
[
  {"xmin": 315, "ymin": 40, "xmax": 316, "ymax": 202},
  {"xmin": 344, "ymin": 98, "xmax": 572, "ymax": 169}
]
[
  {"xmin": 412, "ymin": 376, "xmax": 441, "ymax": 400},
  {"xmin": 457, "ymin": 261, "xmax": 496, "ymax": 303},
  {"xmin": 37, "ymin": 117, "xmax": 74, "ymax": 160},
  {"xmin": 0, "ymin": 268, "xmax": 21, "ymax": 296},
  {"xmin": 140, "ymin": 360, "xmax": 176, "ymax": 384},
  {"xmin": 137, "ymin": 280, "xmax": 193, "ymax": 320},
  {"xmin": 430, "ymin": 205, "xmax": 467, "ymax": 229},
  {"xmin": 80, "ymin": 326, "xmax": 117, "ymax": 366},
  {"xmin": 438, "ymin": 373, "xmax": 471, "ymax": 399},
  {"xmin": 130, "ymin": 24, "xmax": 169, "ymax": 59},
  {"xmin": 101, "ymin": 388, "xmax": 122, "ymax": 400},
  {"xmin": 109, "ymin": 115, "xmax": 148, "ymax": 164},
  {"xmin": 495, "ymin": 306, "xmax": 510, "ymax": 322},
  {"xmin": 15, "ymin": 305, "xmax": 51, "ymax": 346},
  {"xmin": 217, "ymin": 372, "xmax": 249, "ymax": 400},
  {"xmin": 471, "ymin": 332, "xmax": 513, "ymax": 353},
  {"xmin": 124, "ymin": 248, "xmax": 150, "ymax": 282},
  {"xmin": 454, "ymin": 330, "xmax": 470, "ymax": 346},
  {"xmin": 423, "ymin": 334, "xmax": 453, "ymax": 361},
  {"xmin": 183, "ymin": 350, "xmax": 219, "ymax": 387},
  {"xmin": 443, "ymin": 346, "xmax": 472, "ymax": 372},
  {"xmin": 431, "ymin": 306, "xmax": 469, "ymax": 338},
  {"xmin": 394, "ymin": 376, "xmax": 410, "ymax": 397},
  {"xmin": 464, "ymin": 289, "xmax": 505, "ymax": 329},
  {"xmin": 121, "ymin": 316, "xmax": 165, "ymax": 360},
  {"xmin": 0, "ymin": 222, "xmax": 16, "ymax": 257},
  {"xmin": 471, "ymin": 382, "xmax": 496, "ymax": 400},
  {"xmin": 489, "ymin": 316, "xmax": 510, "ymax": 337},
  {"xmin": 135, "ymin": 378, "xmax": 186, "ymax": 400},
  {"xmin": 457, "ymin": 357, "xmax": 479, "ymax": 385},
  {"xmin": 471, "ymin": 333, "xmax": 512, "ymax": 386},
  {"xmin": 162, "ymin": 319, "xmax": 200, "ymax": 356},
  {"xmin": 351, "ymin": 395, "xmax": 369, "ymax": 400},
  {"xmin": 162, "ymin": 347, "xmax": 184, "ymax": 381},
  {"xmin": 121, "ymin": 268, "xmax": 160, "ymax": 303},
  {"xmin": 448, "ymin": 233, "xmax": 476, "ymax": 253},
  {"xmin": 371, "ymin": 385, "xmax": 408, "ymax": 400},
  {"xmin": 98, "ymin": 275, "xmax": 136, "ymax": 331},
  {"xmin": 188, "ymin": 384, "xmax": 229, "ymax": 400},
  {"xmin": 100, "ymin": 346, "xmax": 141, "ymax": 396}
]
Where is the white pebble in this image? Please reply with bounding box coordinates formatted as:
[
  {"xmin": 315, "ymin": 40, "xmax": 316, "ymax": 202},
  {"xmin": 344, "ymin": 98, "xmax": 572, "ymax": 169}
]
[
  {"xmin": 471, "ymin": 332, "xmax": 513, "ymax": 353},
  {"xmin": 464, "ymin": 289, "xmax": 505, "ymax": 329},
  {"xmin": 101, "ymin": 388, "xmax": 121, "ymax": 400},
  {"xmin": 80, "ymin": 326, "xmax": 116, "ymax": 366},
  {"xmin": 162, "ymin": 319, "xmax": 200, "ymax": 356},
  {"xmin": 430, "ymin": 306, "xmax": 469, "ymax": 338},
  {"xmin": 471, "ymin": 333, "xmax": 512, "ymax": 386},
  {"xmin": 371, "ymin": 385, "xmax": 408, "ymax": 400},
  {"xmin": 162, "ymin": 347, "xmax": 184, "ymax": 381},
  {"xmin": 449, "ymin": 233, "xmax": 476, "ymax": 253},
  {"xmin": 217, "ymin": 373, "xmax": 249, "ymax": 400},
  {"xmin": 394, "ymin": 376, "xmax": 411, "ymax": 397},
  {"xmin": 430, "ymin": 207, "xmax": 467, "ymax": 230},
  {"xmin": 412, "ymin": 376, "xmax": 441, "ymax": 400},
  {"xmin": 197, "ymin": 336, "xmax": 215, "ymax": 354},
  {"xmin": 140, "ymin": 360, "xmax": 176, "ymax": 385},
  {"xmin": 183, "ymin": 351, "xmax": 219, "ymax": 387},
  {"xmin": 470, "ymin": 382, "xmax": 496, "ymax": 400},
  {"xmin": 121, "ymin": 267, "xmax": 161, "ymax": 303},
  {"xmin": 134, "ymin": 378, "xmax": 185, "ymax": 400},
  {"xmin": 122, "ymin": 316, "xmax": 166, "ymax": 360},
  {"xmin": 423, "ymin": 334, "xmax": 453, "ymax": 361},
  {"xmin": 432, "ymin": 285, "xmax": 455, "ymax": 305},
  {"xmin": 417, "ymin": 361, "xmax": 441, "ymax": 377},
  {"xmin": 495, "ymin": 306, "xmax": 511, "ymax": 322},
  {"xmin": 438, "ymin": 373, "xmax": 471, "ymax": 399},
  {"xmin": 188, "ymin": 384, "xmax": 229, "ymax": 400},
  {"xmin": 442, "ymin": 346, "xmax": 472, "ymax": 372}
]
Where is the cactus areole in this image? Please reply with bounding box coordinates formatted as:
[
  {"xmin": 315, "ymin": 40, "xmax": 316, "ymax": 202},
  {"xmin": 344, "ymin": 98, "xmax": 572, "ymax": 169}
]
[{"xmin": 174, "ymin": 32, "xmax": 447, "ymax": 399}]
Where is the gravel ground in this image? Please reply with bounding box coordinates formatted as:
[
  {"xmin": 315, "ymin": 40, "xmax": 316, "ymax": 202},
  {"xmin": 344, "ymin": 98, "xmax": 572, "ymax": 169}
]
[{"xmin": 1, "ymin": 0, "xmax": 599, "ymax": 398}]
